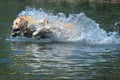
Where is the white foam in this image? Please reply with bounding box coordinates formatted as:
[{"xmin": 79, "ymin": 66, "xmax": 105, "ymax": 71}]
[{"xmin": 16, "ymin": 7, "xmax": 120, "ymax": 44}]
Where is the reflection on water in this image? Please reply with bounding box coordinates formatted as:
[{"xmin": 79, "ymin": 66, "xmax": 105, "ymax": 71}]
[{"xmin": 2, "ymin": 42, "xmax": 118, "ymax": 80}]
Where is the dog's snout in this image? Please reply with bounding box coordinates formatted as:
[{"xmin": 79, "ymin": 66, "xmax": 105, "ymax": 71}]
[
  {"xmin": 12, "ymin": 28, "xmax": 20, "ymax": 32},
  {"xmin": 11, "ymin": 27, "xmax": 21, "ymax": 37}
]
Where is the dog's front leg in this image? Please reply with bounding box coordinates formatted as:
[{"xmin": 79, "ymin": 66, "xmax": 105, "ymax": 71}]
[
  {"xmin": 33, "ymin": 31, "xmax": 39, "ymax": 37},
  {"xmin": 32, "ymin": 27, "xmax": 45, "ymax": 39},
  {"xmin": 33, "ymin": 27, "xmax": 42, "ymax": 36}
]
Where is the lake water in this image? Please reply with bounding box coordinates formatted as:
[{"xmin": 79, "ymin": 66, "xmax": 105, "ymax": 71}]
[{"xmin": 0, "ymin": 0, "xmax": 120, "ymax": 80}]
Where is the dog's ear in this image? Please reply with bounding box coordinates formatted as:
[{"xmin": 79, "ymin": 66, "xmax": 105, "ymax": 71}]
[{"xmin": 18, "ymin": 17, "xmax": 28, "ymax": 29}]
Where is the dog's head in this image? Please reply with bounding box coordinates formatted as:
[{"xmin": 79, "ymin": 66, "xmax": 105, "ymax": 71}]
[
  {"xmin": 11, "ymin": 16, "xmax": 32, "ymax": 38},
  {"xmin": 12, "ymin": 16, "xmax": 28, "ymax": 31}
]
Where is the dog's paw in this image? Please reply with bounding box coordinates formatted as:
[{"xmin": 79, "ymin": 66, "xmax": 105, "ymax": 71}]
[{"xmin": 33, "ymin": 31, "xmax": 39, "ymax": 37}]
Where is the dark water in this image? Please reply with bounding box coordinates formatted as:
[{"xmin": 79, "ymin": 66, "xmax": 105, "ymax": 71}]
[{"xmin": 0, "ymin": 0, "xmax": 120, "ymax": 80}]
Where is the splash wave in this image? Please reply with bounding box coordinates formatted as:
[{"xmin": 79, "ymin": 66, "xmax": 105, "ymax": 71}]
[{"xmin": 10, "ymin": 7, "xmax": 120, "ymax": 44}]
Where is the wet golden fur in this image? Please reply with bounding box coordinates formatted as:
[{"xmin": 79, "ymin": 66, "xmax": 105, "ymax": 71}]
[{"xmin": 11, "ymin": 16, "xmax": 75, "ymax": 39}]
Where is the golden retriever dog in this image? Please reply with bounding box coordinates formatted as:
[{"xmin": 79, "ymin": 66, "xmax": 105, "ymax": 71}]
[
  {"xmin": 11, "ymin": 16, "xmax": 75, "ymax": 39},
  {"xmin": 11, "ymin": 16, "xmax": 36, "ymax": 38}
]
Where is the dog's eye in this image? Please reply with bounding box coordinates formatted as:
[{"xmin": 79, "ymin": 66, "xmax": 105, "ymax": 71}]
[{"xmin": 16, "ymin": 23, "xmax": 18, "ymax": 25}]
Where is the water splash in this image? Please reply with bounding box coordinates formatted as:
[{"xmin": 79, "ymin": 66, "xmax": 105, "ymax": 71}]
[{"xmin": 11, "ymin": 7, "xmax": 120, "ymax": 44}]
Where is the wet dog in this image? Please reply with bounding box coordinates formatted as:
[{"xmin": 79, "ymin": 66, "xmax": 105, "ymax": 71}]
[
  {"xmin": 11, "ymin": 16, "xmax": 49, "ymax": 39},
  {"xmin": 11, "ymin": 16, "xmax": 35, "ymax": 38},
  {"xmin": 11, "ymin": 16, "xmax": 75, "ymax": 39}
]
